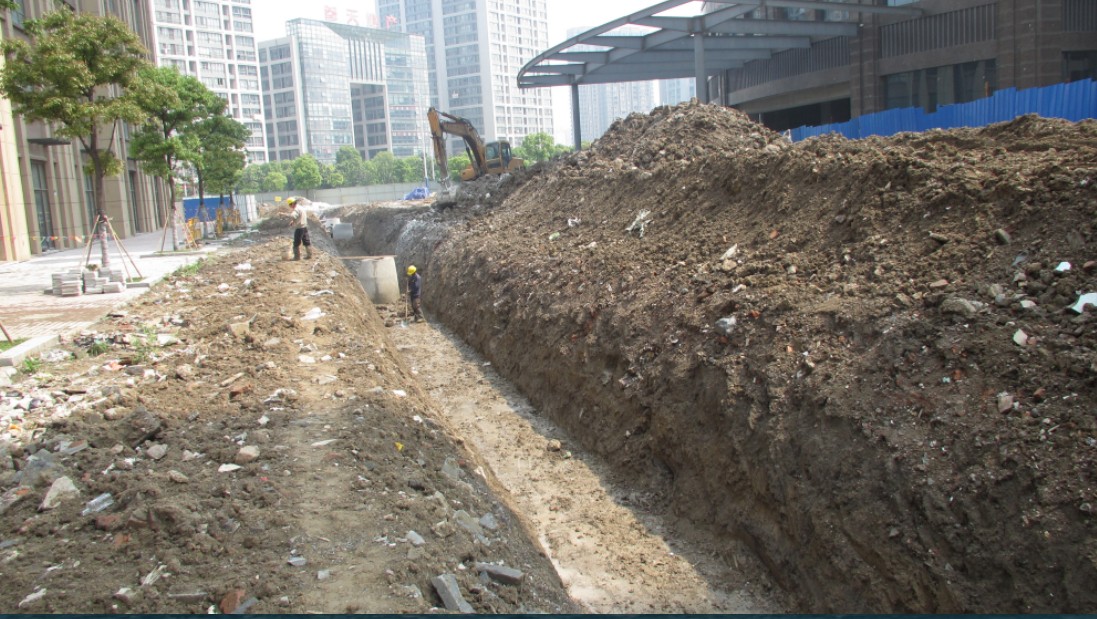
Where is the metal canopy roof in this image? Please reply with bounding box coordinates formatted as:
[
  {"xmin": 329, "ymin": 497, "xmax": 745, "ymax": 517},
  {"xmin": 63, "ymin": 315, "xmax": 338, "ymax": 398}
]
[{"xmin": 518, "ymin": 0, "xmax": 922, "ymax": 89}]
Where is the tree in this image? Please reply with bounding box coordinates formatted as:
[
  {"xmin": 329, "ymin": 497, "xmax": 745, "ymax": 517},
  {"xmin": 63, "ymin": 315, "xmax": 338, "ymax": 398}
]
[
  {"xmin": 335, "ymin": 146, "xmax": 366, "ymax": 186},
  {"xmin": 516, "ymin": 132, "xmax": 569, "ymax": 164},
  {"xmin": 261, "ymin": 171, "xmax": 287, "ymax": 193},
  {"xmin": 291, "ymin": 154, "xmax": 323, "ymax": 191},
  {"xmin": 400, "ymin": 156, "xmax": 425, "ymax": 183},
  {"xmin": 130, "ymin": 66, "xmax": 221, "ymax": 250},
  {"xmin": 189, "ymin": 110, "xmax": 250, "ymax": 217},
  {"xmin": 0, "ymin": 9, "xmax": 151, "ymax": 267},
  {"xmin": 366, "ymin": 151, "xmax": 400, "ymax": 184},
  {"xmin": 447, "ymin": 153, "xmax": 471, "ymax": 182},
  {"xmin": 321, "ymin": 164, "xmax": 345, "ymax": 189}
]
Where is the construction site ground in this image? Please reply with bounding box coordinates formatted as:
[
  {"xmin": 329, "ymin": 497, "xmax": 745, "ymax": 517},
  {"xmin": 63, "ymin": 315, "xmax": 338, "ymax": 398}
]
[{"xmin": 1, "ymin": 102, "xmax": 1096, "ymax": 613}]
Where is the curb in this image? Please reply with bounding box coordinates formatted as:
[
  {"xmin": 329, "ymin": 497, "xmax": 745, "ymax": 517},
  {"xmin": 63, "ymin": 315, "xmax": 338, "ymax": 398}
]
[{"xmin": 0, "ymin": 334, "xmax": 61, "ymax": 367}]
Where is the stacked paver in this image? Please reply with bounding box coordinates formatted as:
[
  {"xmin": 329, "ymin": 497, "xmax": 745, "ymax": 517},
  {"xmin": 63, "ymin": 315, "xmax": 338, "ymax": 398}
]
[
  {"xmin": 51, "ymin": 271, "xmax": 83, "ymax": 297},
  {"xmin": 52, "ymin": 268, "xmax": 127, "ymax": 296}
]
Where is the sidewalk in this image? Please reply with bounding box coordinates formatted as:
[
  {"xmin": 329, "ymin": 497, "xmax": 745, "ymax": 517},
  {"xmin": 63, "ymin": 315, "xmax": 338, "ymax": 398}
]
[{"xmin": 0, "ymin": 230, "xmax": 241, "ymax": 342}]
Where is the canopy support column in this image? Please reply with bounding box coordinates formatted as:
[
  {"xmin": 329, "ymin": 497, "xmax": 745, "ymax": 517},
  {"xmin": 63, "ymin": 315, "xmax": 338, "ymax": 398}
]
[
  {"xmin": 571, "ymin": 82, "xmax": 583, "ymax": 150},
  {"xmin": 694, "ymin": 33, "xmax": 708, "ymax": 102}
]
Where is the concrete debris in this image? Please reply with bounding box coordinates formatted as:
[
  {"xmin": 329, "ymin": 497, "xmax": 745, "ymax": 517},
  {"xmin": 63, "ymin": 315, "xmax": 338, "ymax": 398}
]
[
  {"xmin": 39, "ymin": 476, "xmax": 79, "ymax": 511},
  {"xmin": 431, "ymin": 573, "xmax": 474, "ymax": 613},
  {"xmin": 235, "ymin": 446, "xmax": 260, "ymax": 464},
  {"xmin": 474, "ymin": 562, "xmax": 525, "ymax": 586}
]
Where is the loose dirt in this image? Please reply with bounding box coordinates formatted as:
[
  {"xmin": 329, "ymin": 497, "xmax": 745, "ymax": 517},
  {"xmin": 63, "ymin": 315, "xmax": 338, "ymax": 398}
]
[
  {"xmin": 3, "ymin": 100, "xmax": 1096, "ymax": 613},
  {"xmin": 345, "ymin": 102, "xmax": 1097, "ymax": 613},
  {"xmin": 387, "ymin": 317, "xmax": 784, "ymax": 613},
  {"xmin": 0, "ymin": 230, "xmax": 576, "ymax": 614}
]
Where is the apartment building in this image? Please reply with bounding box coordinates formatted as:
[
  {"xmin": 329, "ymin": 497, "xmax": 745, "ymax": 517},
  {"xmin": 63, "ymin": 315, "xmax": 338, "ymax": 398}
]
[
  {"xmin": 376, "ymin": 0, "xmax": 554, "ymax": 152},
  {"xmin": 148, "ymin": 0, "xmax": 267, "ymax": 163}
]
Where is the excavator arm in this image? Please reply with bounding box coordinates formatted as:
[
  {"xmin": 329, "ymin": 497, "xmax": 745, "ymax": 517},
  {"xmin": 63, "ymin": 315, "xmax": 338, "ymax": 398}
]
[{"xmin": 428, "ymin": 107, "xmax": 489, "ymax": 185}]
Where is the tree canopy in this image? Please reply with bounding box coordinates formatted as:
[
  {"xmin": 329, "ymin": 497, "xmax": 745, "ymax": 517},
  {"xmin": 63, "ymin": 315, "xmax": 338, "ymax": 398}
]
[{"xmin": 0, "ymin": 9, "xmax": 152, "ymax": 265}]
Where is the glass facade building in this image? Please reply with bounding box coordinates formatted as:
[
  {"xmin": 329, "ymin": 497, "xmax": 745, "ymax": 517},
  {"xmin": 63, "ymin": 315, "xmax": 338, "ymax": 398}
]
[
  {"xmin": 376, "ymin": 0, "xmax": 553, "ymax": 153},
  {"xmin": 259, "ymin": 19, "xmax": 429, "ymax": 164},
  {"xmin": 149, "ymin": 0, "xmax": 268, "ymax": 164}
]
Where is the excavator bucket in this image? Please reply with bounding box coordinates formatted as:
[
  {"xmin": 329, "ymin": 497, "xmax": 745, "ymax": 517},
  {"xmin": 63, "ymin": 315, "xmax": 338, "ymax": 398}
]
[{"xmin": 433, "ymin": 180, "xmax": 459, "ymax": 209}]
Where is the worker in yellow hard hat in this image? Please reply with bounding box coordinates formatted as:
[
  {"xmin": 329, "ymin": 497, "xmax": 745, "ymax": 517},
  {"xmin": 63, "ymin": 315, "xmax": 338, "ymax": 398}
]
[{"xmin": 406, "ymin": 265, "xmax": 422, "ymax": 322}]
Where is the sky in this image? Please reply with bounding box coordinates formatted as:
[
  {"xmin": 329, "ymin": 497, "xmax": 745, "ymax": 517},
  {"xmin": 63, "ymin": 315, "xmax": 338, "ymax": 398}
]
[{"xmin": 250, "ymin": 1, "xmax": 693, "ymax": 143}]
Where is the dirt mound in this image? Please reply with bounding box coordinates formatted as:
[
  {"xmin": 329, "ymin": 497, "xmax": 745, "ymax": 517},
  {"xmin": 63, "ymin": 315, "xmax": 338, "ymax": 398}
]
[
  {"xmin": 0, "ymin": 227, "xmax": 575, "ymax": 613},
  {"xmin": 385, "ymin": 102, "xmax": 1097, "ymax": 612},
  {"xmin": 588, "ymin": 99, "xmax": 787, "ymax": 166}
]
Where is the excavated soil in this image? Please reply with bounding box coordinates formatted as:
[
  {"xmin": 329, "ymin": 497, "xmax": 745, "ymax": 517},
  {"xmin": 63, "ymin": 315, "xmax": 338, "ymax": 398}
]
[
  {"xmin": 343, "ymin": 102, "xmax": 1097, "ymax": 613},
  {"xmin": 0, "ymin": 227, "xmax": 576, "ymax": 614},
  {"xmin": 3, "ymin": 101, "xmax": 1097, "ymax": 614}
]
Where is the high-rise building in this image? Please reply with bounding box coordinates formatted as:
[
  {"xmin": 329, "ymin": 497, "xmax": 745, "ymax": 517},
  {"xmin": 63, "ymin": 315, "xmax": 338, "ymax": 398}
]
[
  {"xmin": 659, "ymin": 78, "xmax": 697, "ymax": 107},
  {"xmin": 258, "ymin": 19, "xmax": 430, "ymax": 164},
  {"xmin": 148, "ymin": 0, "xmax": 267, "ymax": 164},
  {"xmin": 376, "ymin": 0, "xmax": 553, "ymax": 153}
]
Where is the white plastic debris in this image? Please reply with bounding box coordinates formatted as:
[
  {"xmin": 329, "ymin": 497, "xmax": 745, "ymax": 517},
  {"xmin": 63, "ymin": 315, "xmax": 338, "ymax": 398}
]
[
  {"xmin": 309, "ymin": 290, "xmax": 335, "ymax": 296},
  {"xmin": 1013, "ymin": 330, "xmax": 1030, "ymax": 346},
  {"xmin": 393, "ymin": 390, "xmax": 408, "ymax": 398},
  {"xmin": 218, "ymin": 464, "xmax": 242, "ymax": 473},
  {"xmin": 235, "ymin": 262, "xmax": 253, "ymax": 271},
  {"xmin": 625, "ymin": 210, "xmax": 653, "ymax": 238},
  {"xmin": 1055, "ymin": 261, "xmax": 1072, "ymax": 272},
  {"xmin": 81, "ymin": 493, "xmax": 114, "ymax": 516},
  {"xmin": 302, "ymin": 307, "xmax": 325, "ymax": 321},
  {"xmin": 721, "ymin": 244, "xmax": 739, "ymax": 260},
  {"xmin": 1069, "ymin": 293, "xmax": 1097, "ymax": 313}
]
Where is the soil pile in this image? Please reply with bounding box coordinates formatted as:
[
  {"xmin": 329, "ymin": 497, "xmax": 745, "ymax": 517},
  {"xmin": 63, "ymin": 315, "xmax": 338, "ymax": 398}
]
[
  {"xmin": 393, "ymin": 101, "xmax": 1097, "ymax": 612},
  {"xmin": 0, "ymin": 226, "xmax": 575, "ymax": 613}
]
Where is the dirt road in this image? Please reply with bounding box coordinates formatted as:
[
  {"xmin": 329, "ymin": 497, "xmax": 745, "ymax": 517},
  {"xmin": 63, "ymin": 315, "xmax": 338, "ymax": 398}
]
[{"xmin": 387, "ymin": 313, "xmax": 786, "ymax": 613}]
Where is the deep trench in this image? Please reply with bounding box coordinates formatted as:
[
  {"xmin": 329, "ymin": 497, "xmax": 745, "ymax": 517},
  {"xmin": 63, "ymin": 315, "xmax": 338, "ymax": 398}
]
[{"xmin": 332, "ymin": 208, "xmax": 787, "ymax": 613}]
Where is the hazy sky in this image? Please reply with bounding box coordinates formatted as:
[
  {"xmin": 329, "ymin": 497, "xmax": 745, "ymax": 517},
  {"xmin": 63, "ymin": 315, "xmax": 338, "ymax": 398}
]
[
  {"xmin": 251, "ymin": 1, "xmax": 668, "ymax": 43},
  {"xmin": 250, "ymin": 1, "xmax": 695, "ymax": 143}
]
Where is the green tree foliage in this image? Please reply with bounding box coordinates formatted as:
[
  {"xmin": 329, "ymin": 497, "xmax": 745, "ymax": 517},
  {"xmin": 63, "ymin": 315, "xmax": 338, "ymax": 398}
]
[
  {"xmin": 400, "ymin": 156, "xmax": 426, "ymax": 183},
  {"xmin": 0, "ymin": 9, "xmax": 151, "ymax": 266},
  {"xmin": 335, "ymin": 146, "xmax": 366, "ymax": 186},
  {"xmin": 262, "ymin": 171, "xmax": 287, "ymax": 193},
  {"xmin": 321, "ymin": 164, "xmax": 345, "ymax": 189},
  {"xmin": 291, "ymin": 154, "xmax": 323, "ymax": 191},
  {"xmin": 366, "ymin": 151, "xmax": 400, "ymax": 185},
  {"xmin": 129, "ymin": 66, "xmax": 220, "ymax": 249},
  {"xmin": 515, "ymin": 132, "xmax": 571, "ymax": 164},
  {"xmin": 188, "ymin": 104, "xmax": 249, "ymax": 213},
  {"xmin": 447, "ymin": 153, "xmax": 471, "ymax": 182}
]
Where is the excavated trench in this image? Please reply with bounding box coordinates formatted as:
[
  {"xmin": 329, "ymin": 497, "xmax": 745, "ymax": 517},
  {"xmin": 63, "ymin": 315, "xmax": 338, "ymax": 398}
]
[
  {"xmin": 334, "ymin": 207, "xmax": 784, "ymax": 613},
  {"xmin": 325, "ymin": 105, "xmax": 1097, "ymax": 614}
]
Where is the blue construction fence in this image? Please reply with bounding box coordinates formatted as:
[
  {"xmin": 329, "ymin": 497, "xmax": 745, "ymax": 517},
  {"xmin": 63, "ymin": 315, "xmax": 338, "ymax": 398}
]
[{"xmin": 789, "ymin": 79, "xmax": 1097, "ymax": 141}]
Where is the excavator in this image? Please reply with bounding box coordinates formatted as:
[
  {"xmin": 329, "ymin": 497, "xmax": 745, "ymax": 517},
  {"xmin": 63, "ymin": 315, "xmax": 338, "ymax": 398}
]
[{"xmin": 428, "ymin": 106, "xmax": 523, "ymax": 207}]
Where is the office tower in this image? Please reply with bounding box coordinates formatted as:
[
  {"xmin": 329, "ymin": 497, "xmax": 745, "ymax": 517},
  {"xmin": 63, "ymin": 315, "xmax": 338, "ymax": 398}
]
[
  {"xmin": 376, "ymin": 0, "xmax": 553, "ymax": 151},
  {"xmin": 259, "ymin": 19, "xmax": 430, "ymax": 164}
]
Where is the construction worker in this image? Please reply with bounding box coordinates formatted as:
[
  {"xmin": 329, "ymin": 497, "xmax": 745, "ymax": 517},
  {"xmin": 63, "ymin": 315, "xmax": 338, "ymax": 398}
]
[
  {"xmin": 406, "ymin": 265, "xmax": 423, "ymax": 322},
  {"xmin": 287, "ymin": 198, "xmax": 312, "ymax": 260}
]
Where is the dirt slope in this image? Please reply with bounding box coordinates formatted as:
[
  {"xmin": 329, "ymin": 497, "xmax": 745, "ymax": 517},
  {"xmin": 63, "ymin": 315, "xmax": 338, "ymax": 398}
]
[
  {"xmin": 365, "ymin": 102, "xmax": 1097, "ymax": 612},
  {"xmin": 0, "ymin": 226, "xmax": 575, "ymax": 613}
]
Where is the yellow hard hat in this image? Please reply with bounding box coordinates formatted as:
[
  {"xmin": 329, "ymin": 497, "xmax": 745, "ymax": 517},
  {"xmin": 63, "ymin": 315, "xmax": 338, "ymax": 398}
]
[
  {"xmin": 287, "ymin": 197, "xmax": 297, "ymax": 206},
  {"xmin": 406, "ymin": 265, "xmax": 417, "ymax": 275}
]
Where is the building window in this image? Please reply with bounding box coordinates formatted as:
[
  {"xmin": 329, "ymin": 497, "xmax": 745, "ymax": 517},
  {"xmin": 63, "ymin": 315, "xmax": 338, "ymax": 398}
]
[
  {"xmin": 884, "ymin": 60, "xmax": 997, "ymax": 112},
  {"xmin": 1063, "ymin": 50, "xmax": 1097, "ymax": 82},
  {"xmin": 31, "ymin": 162, "xmax": 54, "ymax": 251}
]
